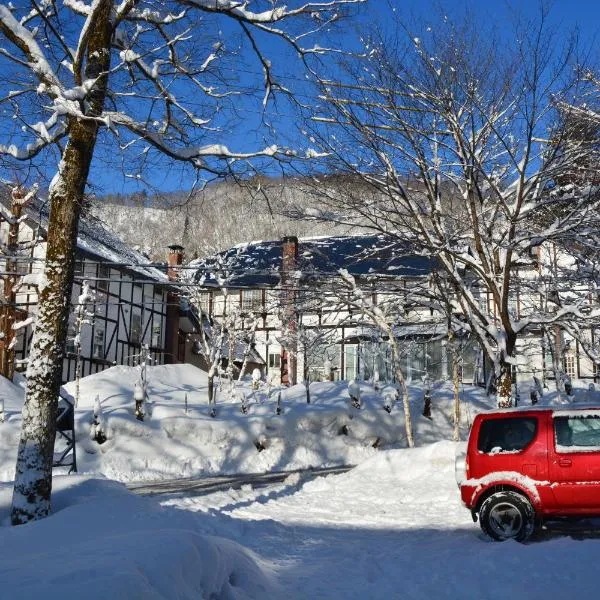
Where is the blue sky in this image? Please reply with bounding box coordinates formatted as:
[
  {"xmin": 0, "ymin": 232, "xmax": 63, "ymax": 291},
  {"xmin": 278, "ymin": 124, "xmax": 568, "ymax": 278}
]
[{"xmin": 78, "ymin": 1, "xmax": 600, "ymax": 197}]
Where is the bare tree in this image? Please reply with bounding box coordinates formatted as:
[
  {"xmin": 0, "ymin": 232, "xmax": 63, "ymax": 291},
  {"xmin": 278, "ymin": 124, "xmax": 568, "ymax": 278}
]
[
  {"xmin": 333, "ymin": 269, "xmax": 430, "ymax": 447},
  {"xmin": 0, "ymin": 0, "xmax": 363, "ymax": 524},
  {"xmin": 236, "ymin": 312, "xmax": 260, "ymax": 384},
  {"xmin": 295, "ymin": 322, "xmax": 337, "ymax": 404},
  {"xmin": 304, "ymin": 7, "xmax": 600, "ymax": 407}
]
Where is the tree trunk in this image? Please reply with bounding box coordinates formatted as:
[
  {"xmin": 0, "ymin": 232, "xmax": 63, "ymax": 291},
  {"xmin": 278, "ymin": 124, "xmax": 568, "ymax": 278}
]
[
  {"xmin": 496, "ymin": 361, "xmax": 513, "ymax": 408},
  {"xmin": 549, "ymin": 326, "xmax": 565, "ymax": 400},
  {"xmin": 389, "ymin": 337, "xmax": 414, "ymax": 448},
  {"xmin": 496, "ymin": 331, "xmax": 517, "ymax": 409},
  {"xmin": 450, "ymin": 337, "xmax": 461, "ymax": 441},
  {"xmin": 11, "ymin": 0, "xmax": 112, "ymax": 525},
  {"xmin": 302, "ymin": 353, "xmax": 311, "ymax": 403},
  {"xmin": 208, "ymin": 373, "xmax": 214, "ymax": 408},
  {"xmin": 11, "ymin": 128, "xmax": 93, "ymax": 524},
  {"xmin": 227, "ymin": 328, "xmax": 235, "ymax": 391}
]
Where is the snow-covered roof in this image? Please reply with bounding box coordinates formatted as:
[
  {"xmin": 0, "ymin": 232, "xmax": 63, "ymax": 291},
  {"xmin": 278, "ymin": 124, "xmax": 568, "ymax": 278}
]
[
  {"xmin": 1, "ymin": 190, "xmax": 168, "ymax": 283},
  {"xmin": 342, "ymin": 322, "xmax": 448, "ymax": 342},
  {"xmin": 192, "ymin": 234, "xmax": 435, "ymax": 288}
]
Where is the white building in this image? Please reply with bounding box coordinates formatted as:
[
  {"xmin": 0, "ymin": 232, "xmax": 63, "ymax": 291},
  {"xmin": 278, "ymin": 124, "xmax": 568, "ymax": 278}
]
[
  {"xmin": 189, "ymin": 234, "xmax": 599, "ymax": 391},
  {"xmin": 0, "ymin": 191, "xmax": 186, "ymax": 383}
]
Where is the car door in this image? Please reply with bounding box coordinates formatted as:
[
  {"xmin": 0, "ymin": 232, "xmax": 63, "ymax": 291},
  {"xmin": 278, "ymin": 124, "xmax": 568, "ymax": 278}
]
[{"xmin": 548, "ymin": 410, "xmax": 600, "ymax": 511}]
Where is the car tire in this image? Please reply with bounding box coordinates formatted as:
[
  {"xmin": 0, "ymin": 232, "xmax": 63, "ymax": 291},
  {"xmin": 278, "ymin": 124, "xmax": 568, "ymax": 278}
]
[{"xmin": 479, "ymin": 491, "xmax": 535, "ymax": 542}]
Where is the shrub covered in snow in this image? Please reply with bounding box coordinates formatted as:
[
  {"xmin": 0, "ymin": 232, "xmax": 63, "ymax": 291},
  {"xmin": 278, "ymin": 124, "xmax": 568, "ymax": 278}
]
[
  {"xmin": 90, "ymin": 395, "xmax": 107, "ymax": 444},
  {"xmin": 348, "ymin": 379, "xmax": 361, "ymax": 409},
  {"xmin": 134, "ymin": 381, "xmax": 145, "ymax": 421},
  {"xmin": 382, "ymin": 386, "xmax": 398, "ymax": 414},
  {"xmin": 251, "ymin": 368, "xmax": 262, "ymax": 390}
]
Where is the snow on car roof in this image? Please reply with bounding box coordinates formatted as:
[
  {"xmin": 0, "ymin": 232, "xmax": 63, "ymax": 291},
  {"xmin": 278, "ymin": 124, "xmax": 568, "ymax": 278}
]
[{"xmin": 480, "ymin": 403, "xmax": 600, "ymax": 415}]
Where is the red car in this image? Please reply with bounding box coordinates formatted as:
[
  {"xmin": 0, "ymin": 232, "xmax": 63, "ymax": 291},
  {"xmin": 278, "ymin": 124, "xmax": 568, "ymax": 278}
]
[{"xmin": 458, "ymin": 405, "xmax": 600, "ymax": 541}]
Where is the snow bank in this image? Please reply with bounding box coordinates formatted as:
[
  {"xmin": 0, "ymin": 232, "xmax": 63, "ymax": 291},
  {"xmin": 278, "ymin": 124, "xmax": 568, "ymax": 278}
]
[
  {"xmin": 0, "ymin": 364, "xmax": 497, "ymax": 483},
  {"xmin": 0, "ymin": 476, "xmax": 278, "ymax": 600},
  {"xmin": 220, "ymin": 440, "xmax": 467, "ymax": 529},
  {"xmin": 4, "ymin": 363, "xmax": 597, "ymax": 484},
  {"xmin": 64, "ymin": 369, "xmax": 495, "ymax": 482}
]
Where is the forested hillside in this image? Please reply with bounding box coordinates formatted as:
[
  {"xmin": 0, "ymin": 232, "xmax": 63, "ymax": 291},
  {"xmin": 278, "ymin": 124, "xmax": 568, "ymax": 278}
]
[{"xmin": 91, "ymin": 178, "xmax": 353, "ymax": 261}]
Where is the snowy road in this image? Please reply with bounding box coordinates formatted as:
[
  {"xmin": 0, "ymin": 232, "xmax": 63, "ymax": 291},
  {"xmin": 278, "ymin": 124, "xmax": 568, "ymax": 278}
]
[
  {"xmin": 126, "ymin": 465, "xmax": 353, "ymax": 496},
  {"xmin": 160, "ymin": 442, "xmax": 600, "ymax": 600}
]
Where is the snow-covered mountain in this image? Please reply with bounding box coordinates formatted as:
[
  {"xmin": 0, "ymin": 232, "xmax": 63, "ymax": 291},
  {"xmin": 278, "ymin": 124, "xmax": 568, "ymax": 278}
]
[{"xmin": 91, "ymin": 178, "xmax": 354, "ymax": 261}]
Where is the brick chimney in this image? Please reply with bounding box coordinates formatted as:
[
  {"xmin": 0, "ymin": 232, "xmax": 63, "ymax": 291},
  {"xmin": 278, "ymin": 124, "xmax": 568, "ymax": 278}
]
[
  {"xmin": 164, "ymin": 245, "xmax": 184, "ymax": 364},
  {"xmin": 280, "ymin": 236, "xmax": 298, "ymax": 385},
  {"xmin": 167, "ymin": 244, "xmax": 184, "ymax": 280}
]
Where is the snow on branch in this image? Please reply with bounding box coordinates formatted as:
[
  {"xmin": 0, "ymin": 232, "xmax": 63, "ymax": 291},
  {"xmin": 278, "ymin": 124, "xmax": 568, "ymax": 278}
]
[
  {"xmin": 183, "ymin": 0, "xmax": 363, "ymax": 24},
  {"xmin": 106, "ymin": 110, "xmax": 291, "ymax": 165},
  {"xmin": 0, "ymin": 5, "xmax": 61, "ymax": 93}
]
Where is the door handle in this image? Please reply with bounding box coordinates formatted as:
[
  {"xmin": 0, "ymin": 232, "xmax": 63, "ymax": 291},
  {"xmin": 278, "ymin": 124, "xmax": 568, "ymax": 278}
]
[{"xmin": 558, "ymin": 458, "xmax": 572, "ymax": 467}]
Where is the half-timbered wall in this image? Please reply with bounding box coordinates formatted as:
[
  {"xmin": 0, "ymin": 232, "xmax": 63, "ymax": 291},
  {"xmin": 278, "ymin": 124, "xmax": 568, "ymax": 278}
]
[{"xmin": 1, "ymin": 219, "xmax": 170, "ymax": 384}]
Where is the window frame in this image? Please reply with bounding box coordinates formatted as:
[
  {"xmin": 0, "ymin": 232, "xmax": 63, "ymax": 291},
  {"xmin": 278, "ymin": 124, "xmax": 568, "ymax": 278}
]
[
  {"xmin": 268, "ymin": 352, "xmax": 281, "ymax": 369},
  {"xmin": 242, "ymin": 288, "xmax": 262, "ymax": 312},
  {"xmin": 97, "ymin": 263, "xmax": 110, "ymax": 292},
  {"xmin": 151, "ymin": 323, "xmax": 161, "ymax": 348},
  {"xmin": 564, "ymin": 354, "xmax": 576, "ymax": 379}
]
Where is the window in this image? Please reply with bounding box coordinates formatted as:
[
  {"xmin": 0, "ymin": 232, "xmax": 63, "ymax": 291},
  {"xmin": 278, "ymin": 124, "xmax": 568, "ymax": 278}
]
[
  {"xmin": 15, "ymin": 258, "xmax": 30, "ymax": 276},
  {"xmin": 65, "ymin": 319, "xmax": 76, "ymax": 354},
  {"xmin": 97, "ymin": 263, "xmax": 110, "ymax": 291},
  {"xmin": 242, "ymin": 289, "xmax": 262, "ymax": 312},
  {"xmin": 344, "ymin": 345, "xmax": 357, "ymax": 381},
  {"xmin": 269, "ymin": 353, "xmax": 281, "ymax": 369},
  {"xmin": 92, "ymin": 328, "xmax": 104, "ymax": 359},
  {"xmin": 74, "ymin": 259, "xmax": 85, "ymax": 276},
  {"xmin": 555, "ymin": 415, "xmax": 600, "ymax": 449},
  {"xmin": 477, "ymin": 417, "xmax": 538, "ymax": 453},
  {"xmin": 151, "ymin": 323, "xmax": 161, "ymax": 347},
  {"xmin": 196, "ymin": 292, "xmax": 211, "ymax": 314},
  {"xmin": 565, "ymin": 354, "xmax": 576, "ymax": 379},
  {"xmin": 131, "ymin": 311, "xmax": 142, "ymax": 344}
]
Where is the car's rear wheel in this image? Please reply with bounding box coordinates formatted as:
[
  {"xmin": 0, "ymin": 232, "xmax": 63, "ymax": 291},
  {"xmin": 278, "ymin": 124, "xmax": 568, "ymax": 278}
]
[{"xmin": 479, "ymin": 491, "xmax": 535, "ymax": 542}]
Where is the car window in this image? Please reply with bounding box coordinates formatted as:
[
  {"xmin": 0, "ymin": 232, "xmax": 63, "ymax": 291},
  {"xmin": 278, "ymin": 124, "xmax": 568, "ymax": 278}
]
[
  {"xmin": 477, "ymin": 417, "xmax": 538, "ymax": 454},
  {"xmin": 554, "ymin": 416, "xmax": 600, "ymax": 450}
]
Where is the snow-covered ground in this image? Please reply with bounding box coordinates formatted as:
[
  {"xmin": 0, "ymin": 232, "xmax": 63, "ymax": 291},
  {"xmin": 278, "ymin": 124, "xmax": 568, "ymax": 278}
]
[
  {"xmin": 161, "ymin": 440, "xmax": 600, "ymax": 600},
  {"xmin": 2, "ymin": 365, "xmax": 600, "ymax": 599},
  {"xmin": 0, "ymin": 476, "xmax": 279, "ymax": 599}
]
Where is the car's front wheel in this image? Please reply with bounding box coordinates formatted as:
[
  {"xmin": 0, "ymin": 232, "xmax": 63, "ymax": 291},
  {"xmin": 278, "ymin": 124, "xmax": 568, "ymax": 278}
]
[{"xmin": 479, "ymin": 491, "xmax": 535, "ymax": 542}]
